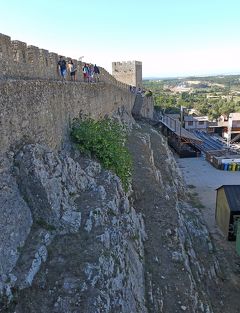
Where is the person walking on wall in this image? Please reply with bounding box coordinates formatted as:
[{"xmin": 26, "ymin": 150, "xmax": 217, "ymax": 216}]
[
  {"xmin": 58, "ymin": 56, "xmax": 67, "ymax": 81},
  {"xmin": 68, "ymin": 59, "xmax": 77, "ymax": 81},
  {"xmin": 82, "ymin": 63, "xmax": 89, "ymax": 82},
  {"xmin": 93, "ymin": 64, "xmax": 100, "ymax": 82},
  {"xmin": 89, "ymin": 64, "xmax": 95, "ymax": 83}
]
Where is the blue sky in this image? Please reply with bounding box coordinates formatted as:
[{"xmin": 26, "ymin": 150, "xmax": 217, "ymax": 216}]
[{"xmin": 1, "ymin": 0, "xmax": 240, "ymax": 77}]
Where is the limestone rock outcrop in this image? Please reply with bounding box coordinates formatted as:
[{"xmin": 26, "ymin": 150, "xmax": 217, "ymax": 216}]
[
  {"xmin": 15, "ymin": 144, "xmax": 88, "ymax": 233},
  {"xmin": 0, "ymin": 144, "xmax": 147, "ymax": 313},
  {"xmin": 0, "ymin": 156, "xmax": 32, "ymax": 298}
]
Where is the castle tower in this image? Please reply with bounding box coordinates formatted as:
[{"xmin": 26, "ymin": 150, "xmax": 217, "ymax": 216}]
[{"xmin": 112, "ymin": 61, "xmax": 142, "ymax": 88}]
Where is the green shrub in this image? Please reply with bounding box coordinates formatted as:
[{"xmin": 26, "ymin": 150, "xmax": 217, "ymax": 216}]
[
  {"xmin": 145, "ymin": 90, "xmax": 153, "ymax": 97},
  {"xmin": 71, "ymin": 118, "xmax": 132, "ymax": 191}
]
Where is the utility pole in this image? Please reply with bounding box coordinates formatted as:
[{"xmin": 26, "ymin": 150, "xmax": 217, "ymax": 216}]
[
  {"xmin": 227, "ymin": 115, "xmax": 232, "ymax": 148},
  {"xmin": 179, "ymin": 106, "xmax": 184, "ymax": 144}
]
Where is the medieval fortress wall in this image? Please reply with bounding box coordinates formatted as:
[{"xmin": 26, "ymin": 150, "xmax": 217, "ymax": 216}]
[
  {"xmin": 0, "ymin": 33, "xmax": 136, "ymax": 157},
  {"xmin": 0, "ymin": 33, "xmax": 129, "ymax": 87}
]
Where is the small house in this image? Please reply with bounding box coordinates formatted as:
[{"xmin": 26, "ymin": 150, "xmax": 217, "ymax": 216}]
[
  {"xmin": 220, "ymin": 113, "xmax": 240, "ymax": 141},
  {"xmin": 184, "ymin": 115, "xmax": 209, "ymax": 131},
  {"xmin": 215, "ymin": 185, "xmax": 240, "ymax": 240}
]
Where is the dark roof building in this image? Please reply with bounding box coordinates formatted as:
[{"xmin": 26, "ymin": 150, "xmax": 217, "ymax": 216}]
[
  {"xmin": 215, "ymin": 185, "xmax": 240, "ymax": 240},
  {"xmin": 221, "ymin": 185, "xmax": 240, "ymax": 211}
]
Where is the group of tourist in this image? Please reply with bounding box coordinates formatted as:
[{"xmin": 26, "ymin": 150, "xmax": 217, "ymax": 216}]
[
  {"xmin": 130, "ymin": 86, "xmax": 145, "ymax": 94},
  {"xmin": 82, "ymin": 63, "xmax": 100, "ymax": 83},
  {"xmin": 130, "ymin": 85, "xmax": 152, "ymax": 97},
  {"xmin": 57, "ymin": 56, "xmax": 100, "ymax": 82},
  {"xmin": 57, "ymin": 57, "xmax": 149, "ymax": 96}
]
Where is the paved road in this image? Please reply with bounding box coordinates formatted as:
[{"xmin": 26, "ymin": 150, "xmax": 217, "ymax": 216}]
[
  {"xmin": 177, "ymin": 154, "xmax": 240, "ymax": 313},
  {"xmin": 177, "ymin": 156, "xmax": 240, "ymax": 235}
]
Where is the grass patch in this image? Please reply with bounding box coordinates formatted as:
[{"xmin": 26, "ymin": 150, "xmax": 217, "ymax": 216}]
[{"xmin": 188, "ymin": 192, "xmax": 205, "ymax": 209}]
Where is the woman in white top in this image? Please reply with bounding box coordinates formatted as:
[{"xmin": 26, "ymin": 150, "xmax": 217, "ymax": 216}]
[{"xmin": 68, "ymin": 60, "xmax": 77, "ymax": 81}]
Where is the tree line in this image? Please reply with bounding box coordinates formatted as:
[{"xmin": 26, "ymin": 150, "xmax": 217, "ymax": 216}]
[{"xmin": 143, "ymin": 78, "xmax": 240, "ymax": 120}]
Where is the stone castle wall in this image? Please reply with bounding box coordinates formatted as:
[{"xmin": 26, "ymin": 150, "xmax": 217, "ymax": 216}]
[
  {"xmin": 112, "ymin": 60, "xmax": 142, "ymax": 88},
  {"xmin": 0, "ymin": 79, "xmax": 135, "ymax": 158},
  {"xmin": 0, "ymin": 33, "xmax": 135, "ymax": 157}
]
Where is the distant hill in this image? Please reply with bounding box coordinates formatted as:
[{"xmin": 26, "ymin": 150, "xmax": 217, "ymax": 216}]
[
  {"xmin": 144, "ymin": 74, "xmax": 240, "ymax": 85},
  {"xmin": 143, "ymin": 74, "xmax": 240, "ymax": 90}
]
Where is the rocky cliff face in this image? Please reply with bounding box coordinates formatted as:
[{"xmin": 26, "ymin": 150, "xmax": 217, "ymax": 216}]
[
  {"xmin": 0, "ymin": 142, "xmax": 147, "ymax": 313},
  {"xmin": 0, "ymin": 157, "xmax": 32, "ymax": 297}
]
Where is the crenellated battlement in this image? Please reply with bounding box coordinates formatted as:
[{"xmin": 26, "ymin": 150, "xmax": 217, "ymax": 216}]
[
  {"xmin": 112, "ymin": 60, "xmax": 142, "ymax": 88},
  {"xmin": 113, "ymin": 61, "xmax": 142, "ymax": 67},
  {"xmin": 0, "ymin": 33, "xmax": 129, "ymax": 90}
]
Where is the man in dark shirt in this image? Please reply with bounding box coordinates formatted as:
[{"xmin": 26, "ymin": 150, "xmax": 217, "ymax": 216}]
[
  {"xmin": 58, "ymin": 56, "xmax": 67, "ymax": 80},
  {"xmin": 93, "ymin": 64, "xmax": 100, "ymax": 82}
]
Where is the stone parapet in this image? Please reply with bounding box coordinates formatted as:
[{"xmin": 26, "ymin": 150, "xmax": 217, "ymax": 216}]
[{"xmin": 0, "ymin": 33, "xmax": 129, "ymax": 91}]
